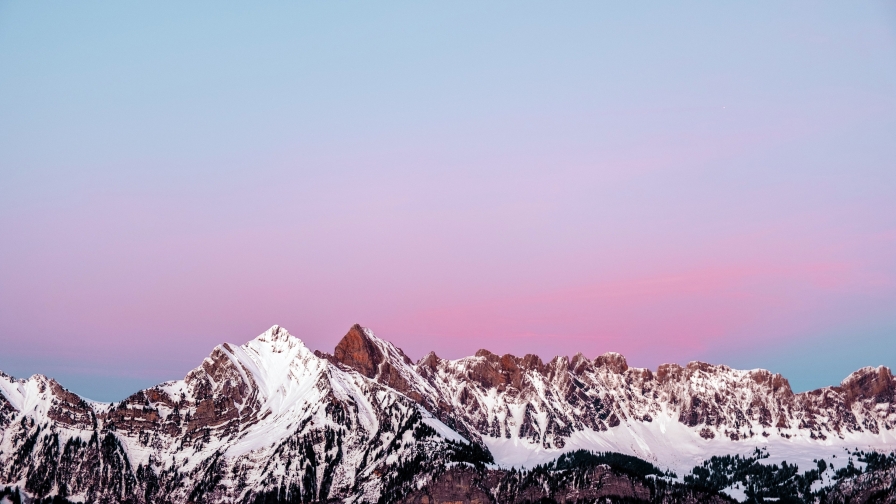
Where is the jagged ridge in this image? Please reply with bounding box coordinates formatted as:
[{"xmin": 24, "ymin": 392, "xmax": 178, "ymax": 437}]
[{"xmin": 1, "ymin": 323, "xmax": 895, "ymax": 503}]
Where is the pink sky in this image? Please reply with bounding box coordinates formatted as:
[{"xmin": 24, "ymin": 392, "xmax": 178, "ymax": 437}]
[{"xmin": 1, "ymin": 2, "xmax": 895, "ymax": 400}]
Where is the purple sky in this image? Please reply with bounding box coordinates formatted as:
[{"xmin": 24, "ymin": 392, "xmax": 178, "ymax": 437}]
[{"xmin": 1, "ymin": 2, "xmax": 895, "ymax": 400}]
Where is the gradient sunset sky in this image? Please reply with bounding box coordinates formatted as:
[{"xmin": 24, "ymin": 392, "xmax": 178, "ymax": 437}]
[{"xmin": 1, "ymin": 2, "xmax": 895, "ymax": 401}]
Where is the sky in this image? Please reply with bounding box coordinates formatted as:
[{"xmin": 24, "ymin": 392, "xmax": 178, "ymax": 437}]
[{"xmin": 1, "ymin": 2, "xmax": 895, "ymax": 401}]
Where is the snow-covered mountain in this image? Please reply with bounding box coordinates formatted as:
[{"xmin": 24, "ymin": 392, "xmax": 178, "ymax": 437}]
[
  {"xmin": 1, "ymin": 324, "xmax": 895, "ymax": 503},
  {"xmin": 0, "ymin": 326, "xmax": 482, "ymax": 503},
  {"xmin": 321, "ymin": 325, "xmax": 896, "ymax": 476}
]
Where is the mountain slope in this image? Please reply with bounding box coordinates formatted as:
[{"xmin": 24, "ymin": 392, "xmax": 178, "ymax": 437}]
[{"xmin": 0, "ymin": 326, "xmax": 487, "ymax": 503}]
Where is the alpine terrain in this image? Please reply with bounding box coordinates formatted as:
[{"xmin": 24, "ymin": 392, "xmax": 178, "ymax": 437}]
[{"xmin": 2, "ymin": 325, "xmax": 895, "ymax": 504}]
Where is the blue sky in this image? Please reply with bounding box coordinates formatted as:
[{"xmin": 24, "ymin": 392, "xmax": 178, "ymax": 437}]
[{"xmin": 1, "ymin": 2, "xmax": 895, "ymax": 400}]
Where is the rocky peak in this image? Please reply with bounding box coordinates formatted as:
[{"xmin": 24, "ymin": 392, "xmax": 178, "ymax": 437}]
[
  {"xmin": 570, "ymin": 352, "xmax": 591, "ymax": 375},
  {"xmin": 333, "ymin": 324, "xmax": 387, "ymax": 378},
  {"xmin": 685, "ymin": 361, "xmax": 720, "ymax": 373},
  {"xmin": 331, "ymin": 324, "xmax": 422, "ymax": 402},
  {"xmin": 473, "ymin": 350, "xmax": 546, "ymax": 372},
  {"xmin": 520, "ymin": 353, "xmax": 545, "ymax": 371},
  {"xmin": 595, "ymin": 352, "xmax": 628, "ymax": 374},
  {"xmin": 461, "ymin": 351, "xmax": 520, "ymax": 389},
  {"xmin": 656, "ymin": 363, "xmax": 683, "ymax": 383},
  {"xmin": 748, "ymin": 369, "xmax": 793, "ymax": 396},
  {"xmin": 417, "ymin": 351, "xmax": 441, "ymax": 369},
  {"xmin": 840, "ymin": 366, "xmax": 895, "ymax": 405}
]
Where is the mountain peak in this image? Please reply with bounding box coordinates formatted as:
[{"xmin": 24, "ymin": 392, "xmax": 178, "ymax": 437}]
[
  {"xmin": 331, "ymin": 324, "xmax": 424, "ymax": 402},
  {"xmin": 840, "ymin": 365, "xmax": 894, "ymax": 404},
  {"xmin": 257, "ymin": 324, "xmax": 290, "ymax": 341},
  {"xmin": 236, "ymin": 325, "xmax": 312, "ymax": 376},
  {"xmin": 332, "ymin": 324, "xmax": 375, "ymax": 377},
  {"xmin": 246, "ymin": 325, "xmax": 303, "ymax": 350},
  {"xmin": 333, "ymin": 324, "xmax": 398, "ymax": 378},
  {"xmin": 595, "ymin": 351, "xmax": 628, "ymax": 373}
]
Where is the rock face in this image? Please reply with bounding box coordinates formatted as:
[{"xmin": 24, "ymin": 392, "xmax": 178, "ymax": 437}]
[
  {"xmin": 1, "ymin": 323, "xmax": 895, "ymax": 503},
  {"xmin": 328, "ymin": 327, "xmax": 896, "ymax": 471},
  {"xmin": 824, "ymin": 466, "xmax": 896, "ymax": 503},
  {"xmin": 332, "ymin": 324, "xmax": 389, "ymax": 378},
  {"xmin": 396, "ymin": 465, "xmax": 732, "ymax": 504}
]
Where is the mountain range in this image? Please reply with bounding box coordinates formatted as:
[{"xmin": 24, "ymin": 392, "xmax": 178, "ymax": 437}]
[{"xmin": 2, "ymin": 324, "xmax": 895, "ymax": 503}]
